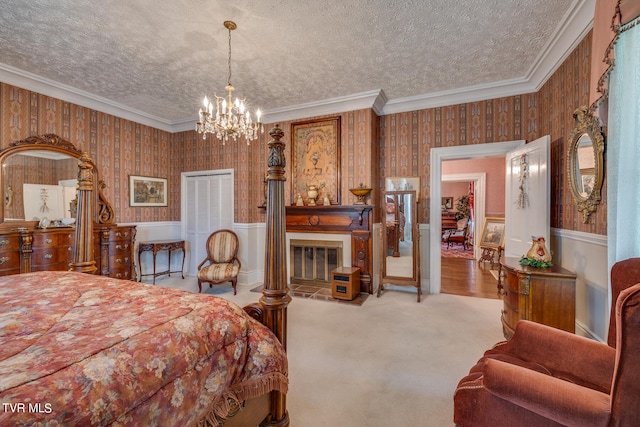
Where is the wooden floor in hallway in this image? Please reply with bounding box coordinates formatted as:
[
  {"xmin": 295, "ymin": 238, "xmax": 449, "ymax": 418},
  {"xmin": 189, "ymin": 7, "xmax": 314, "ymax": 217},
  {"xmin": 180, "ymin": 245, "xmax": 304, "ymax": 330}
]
[{"xmin": 440, "ymin": 256, "xmax": 501, "ymax": 299}]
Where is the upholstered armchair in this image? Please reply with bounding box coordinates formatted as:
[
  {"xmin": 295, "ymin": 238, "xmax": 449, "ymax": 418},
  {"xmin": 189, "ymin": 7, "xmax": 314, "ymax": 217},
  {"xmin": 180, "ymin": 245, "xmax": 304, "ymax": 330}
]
[
  {"xmin": 453, "ymin": 260, "xmax": 640, "ymax": 426},
  {"xmin": 197, "ymin": 229, "xmax": 241, "ymax": 295}
]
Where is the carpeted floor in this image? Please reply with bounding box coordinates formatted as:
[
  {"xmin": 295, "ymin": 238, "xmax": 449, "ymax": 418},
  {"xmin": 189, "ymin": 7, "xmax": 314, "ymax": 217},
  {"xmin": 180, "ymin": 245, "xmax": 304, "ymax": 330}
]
[
  {"xmin": 155, "ymin": 275, "xmax": 504, "ymax": 427},
  {"xmin": 251, "ymin": 283, "xmax": 369, "ymax": 306}
]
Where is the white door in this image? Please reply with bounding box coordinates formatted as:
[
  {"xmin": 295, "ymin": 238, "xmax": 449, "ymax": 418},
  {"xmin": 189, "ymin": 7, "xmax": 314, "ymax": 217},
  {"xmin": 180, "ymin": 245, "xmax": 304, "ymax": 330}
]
[
  {"xmin": 182, "ymin": 170, "xmax": 233, "ymax": 275},
  {"xmin": 504, "ymin": 135, "xmax": 550, "ymax": 258}
]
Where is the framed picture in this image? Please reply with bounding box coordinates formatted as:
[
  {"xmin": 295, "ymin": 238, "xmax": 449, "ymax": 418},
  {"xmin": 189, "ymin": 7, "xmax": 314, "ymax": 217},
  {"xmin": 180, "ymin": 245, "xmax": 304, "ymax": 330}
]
[
  {"xmin": 129, "ymin": 175, "xmax": 167, "ymax": 207},
  {"xmin": 441, "ymin": 196, "xmax": 453, "ymax": 210},
  {"xmin": 291, "ymin": 117, "xmax": 341, "ymax": 205},
  {"xmin": 386, "ymin": 176, "xmax": 421, "ymax": 198},
  {"xmin": 479, "ymin": 217, "xmax": 505, "ymax": 250}
]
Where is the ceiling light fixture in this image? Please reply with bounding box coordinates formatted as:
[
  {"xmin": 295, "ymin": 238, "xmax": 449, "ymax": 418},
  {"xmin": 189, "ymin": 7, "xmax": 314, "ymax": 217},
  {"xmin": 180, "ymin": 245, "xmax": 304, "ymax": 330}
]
[{"xmin": 196, "ymin": 20, "xmax": 262, "ymax": 144}]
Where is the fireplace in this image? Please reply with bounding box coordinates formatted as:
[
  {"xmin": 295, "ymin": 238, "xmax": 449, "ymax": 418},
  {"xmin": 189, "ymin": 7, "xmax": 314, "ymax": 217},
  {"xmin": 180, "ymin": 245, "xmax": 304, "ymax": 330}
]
[
  {"xmin": 290, "ymin": 240, "xmax": 343, "ymax": 287},
  {"xmin": 285, "ymin": 205, "xmax": 374, "ymax": 294}
]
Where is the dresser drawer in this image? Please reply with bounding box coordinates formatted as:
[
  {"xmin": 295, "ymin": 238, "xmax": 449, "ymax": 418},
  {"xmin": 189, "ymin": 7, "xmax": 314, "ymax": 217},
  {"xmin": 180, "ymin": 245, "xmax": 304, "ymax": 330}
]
[
  {"xmin": 109, "ymin": 254, "xmax": 131, "ymax": 269},
  {"xmin": 109, "ymin": 228, "xmax": 134, "ymax": 242},
  {"xmin": 31, "ymin": 262, "xmax": 72, "ymax": 272},
  {"xmin": 0, "ymin": 252, "xmax": 20, "ymax": 267},
  {"xmin": 32, "ymin": 232, "xmax": 74, "ymax": 247},
  {"xmin": 0, "ymin": 236, "xmax": 20, "ymax": 251},
  {"xmin": 31, "ymin": 246, "xmax": 73, "ymax": 265}
]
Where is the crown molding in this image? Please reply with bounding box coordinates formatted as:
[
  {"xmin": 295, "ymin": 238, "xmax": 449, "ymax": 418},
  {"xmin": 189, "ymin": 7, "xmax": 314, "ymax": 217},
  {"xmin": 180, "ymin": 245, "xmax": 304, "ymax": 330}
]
[
  {"xmin": 260, "ymin": 89, "xmax": 386, "ymax": 124},
  {"xmin": 0, "ymin": 0, "xmax": 594, "ymax": 132},
  {"xmin": 0, "ymin": 62, "xmax": 175, "ymax": 132}
]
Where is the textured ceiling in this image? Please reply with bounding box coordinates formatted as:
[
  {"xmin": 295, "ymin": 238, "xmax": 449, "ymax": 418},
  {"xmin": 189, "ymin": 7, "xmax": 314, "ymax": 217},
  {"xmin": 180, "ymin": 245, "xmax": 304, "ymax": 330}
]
[{"xmin": 0, "ymin": 1, "xmax": 590, "ymax": 129}]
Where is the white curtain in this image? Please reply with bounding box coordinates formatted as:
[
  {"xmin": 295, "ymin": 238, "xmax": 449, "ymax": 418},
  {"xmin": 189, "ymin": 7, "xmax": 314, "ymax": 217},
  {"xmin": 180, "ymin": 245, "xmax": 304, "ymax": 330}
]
[{"xmin": 608, "ymin": 19, "xmax": 640, "ymax": 268}]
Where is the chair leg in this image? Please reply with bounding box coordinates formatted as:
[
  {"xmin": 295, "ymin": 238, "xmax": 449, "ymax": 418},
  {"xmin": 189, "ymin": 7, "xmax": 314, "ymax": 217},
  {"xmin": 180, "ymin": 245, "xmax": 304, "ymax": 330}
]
[
  {"xmin": 198, "ymin": 280, "xmax": 202, "ymax": 293},
  {"xmin": 231, "ymin": 278, "xmax": 237, "ymax": 295}
]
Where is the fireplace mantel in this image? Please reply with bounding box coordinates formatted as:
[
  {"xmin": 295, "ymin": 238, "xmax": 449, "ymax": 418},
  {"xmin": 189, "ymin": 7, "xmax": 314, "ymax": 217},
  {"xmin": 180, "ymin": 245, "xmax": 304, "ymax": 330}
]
[{"xmin": 286, "ymin": 205, "xmax": 374, "ymax": 293}]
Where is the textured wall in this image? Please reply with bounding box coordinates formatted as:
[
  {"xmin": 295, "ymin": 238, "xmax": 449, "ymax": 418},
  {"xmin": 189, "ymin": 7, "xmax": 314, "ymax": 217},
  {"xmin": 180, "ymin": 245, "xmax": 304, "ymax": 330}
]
[{"xmin": 1, "ymin": 32, "xmax": 600, "ymax": 233}]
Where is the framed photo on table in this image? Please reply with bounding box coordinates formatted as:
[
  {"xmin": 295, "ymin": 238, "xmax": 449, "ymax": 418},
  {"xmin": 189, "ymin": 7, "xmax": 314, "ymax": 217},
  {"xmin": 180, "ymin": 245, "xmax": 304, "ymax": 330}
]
[
  {"xmin": 478, "ymin": 217, "xmax": 505, "ymax": 249},
  {"xmin": 129, "ymin": 175, "xmax": 168, "ymax": 207},
  {"xmin": 291, "ymin": 117, "xmax": 341, "ymax": 205}
]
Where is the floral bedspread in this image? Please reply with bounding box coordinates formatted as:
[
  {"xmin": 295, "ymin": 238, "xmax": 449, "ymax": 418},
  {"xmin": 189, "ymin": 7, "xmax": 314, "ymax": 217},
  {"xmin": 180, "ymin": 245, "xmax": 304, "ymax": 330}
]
[{"xmin": 0, "ymin": 271, "xmax": 287, "ymax": 426}]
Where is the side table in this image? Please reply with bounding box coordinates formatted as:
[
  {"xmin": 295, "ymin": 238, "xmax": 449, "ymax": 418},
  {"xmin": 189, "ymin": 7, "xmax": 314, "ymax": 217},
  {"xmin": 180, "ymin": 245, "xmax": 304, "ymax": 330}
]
[{"xmin": 138, "ymin": 240, "xmax": 186, "ymax": 284}]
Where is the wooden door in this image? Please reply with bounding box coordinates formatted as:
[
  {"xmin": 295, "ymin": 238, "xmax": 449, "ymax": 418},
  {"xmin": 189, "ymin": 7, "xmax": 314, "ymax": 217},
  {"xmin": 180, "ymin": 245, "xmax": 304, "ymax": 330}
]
[{"xmin": 504, "ymin": 135, "xmax": 550, "ymax": 258}]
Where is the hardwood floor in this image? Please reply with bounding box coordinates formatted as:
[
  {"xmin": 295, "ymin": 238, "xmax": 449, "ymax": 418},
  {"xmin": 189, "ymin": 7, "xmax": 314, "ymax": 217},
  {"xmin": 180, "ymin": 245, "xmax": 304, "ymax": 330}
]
[{"xmin": 440, "ymin": 257, "xmax": 501, "ymax": 299}]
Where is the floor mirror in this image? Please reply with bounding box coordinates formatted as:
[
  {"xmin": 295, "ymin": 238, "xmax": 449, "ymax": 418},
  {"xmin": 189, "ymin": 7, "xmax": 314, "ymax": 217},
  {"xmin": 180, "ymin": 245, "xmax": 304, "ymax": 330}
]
[{"xmin": 378, "ymin": 190, "xmax": 421, "ymax": 302}]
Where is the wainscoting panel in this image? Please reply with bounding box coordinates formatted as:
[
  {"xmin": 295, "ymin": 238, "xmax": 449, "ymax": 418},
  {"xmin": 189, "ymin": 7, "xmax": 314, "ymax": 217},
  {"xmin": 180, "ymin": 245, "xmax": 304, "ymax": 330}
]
[{"xmin": 551, "ymin": 228, "xmax": 608, "ymax": 342}]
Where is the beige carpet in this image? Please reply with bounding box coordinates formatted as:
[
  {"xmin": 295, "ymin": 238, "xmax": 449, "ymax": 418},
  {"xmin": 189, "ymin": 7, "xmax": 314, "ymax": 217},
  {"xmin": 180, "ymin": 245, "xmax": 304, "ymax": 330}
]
[{"xmin": 153, "ymin": 275, "xmax": 505, "ymax": 427}]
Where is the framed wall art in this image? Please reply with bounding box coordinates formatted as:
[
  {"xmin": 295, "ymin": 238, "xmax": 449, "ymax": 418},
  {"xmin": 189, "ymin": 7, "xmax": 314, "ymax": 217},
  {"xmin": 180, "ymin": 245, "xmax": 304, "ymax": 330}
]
[
  {"xmin": 129, "ymin": 175, "xmax": 168, "ymax": 207},
  {"xmin": 478, "ymin": 217, "xmax": 505, "ymax": 250},
  {"xmin": 291, "ymin": 117, "xmax": 341, "ymax": 205},
  {"xmin": 441, "ymin": 196, "xmax": 453, "ymax": 210}
]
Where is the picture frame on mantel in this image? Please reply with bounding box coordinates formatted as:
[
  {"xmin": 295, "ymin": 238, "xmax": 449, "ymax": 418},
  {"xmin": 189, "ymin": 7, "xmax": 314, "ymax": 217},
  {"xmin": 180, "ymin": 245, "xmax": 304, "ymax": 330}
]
[
  {"xmin": 291, "ymin": 117, "xmax": 341, "ymax": 206},
  {"xmin": 129, "ymin": 175, "xmax": 168, "ymax": 207}
]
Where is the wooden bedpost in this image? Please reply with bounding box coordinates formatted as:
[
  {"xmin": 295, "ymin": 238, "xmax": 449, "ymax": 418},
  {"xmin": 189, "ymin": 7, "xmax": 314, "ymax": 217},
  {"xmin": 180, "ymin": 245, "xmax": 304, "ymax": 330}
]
[
  {"xmin": 69, "ymin": 152, "xmax": 96, "ymax": 274},
  {"xmin": 261, "ymin": 124, "xmax": 291, "ymax": 427}
]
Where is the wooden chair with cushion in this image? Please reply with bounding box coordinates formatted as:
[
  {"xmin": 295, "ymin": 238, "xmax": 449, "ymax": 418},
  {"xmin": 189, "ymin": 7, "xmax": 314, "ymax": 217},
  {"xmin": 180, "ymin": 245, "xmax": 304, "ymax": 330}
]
[
  {"xmin": 453, "ymin": 258, "xmax": 640, "ymax": 426},
  {"xmin": 445, "ymin": 218, "xmax": 470, "ymax": 250},
  {"xmin": 197, "ymin": 229, "xmax": 241, "ymax": 295}
]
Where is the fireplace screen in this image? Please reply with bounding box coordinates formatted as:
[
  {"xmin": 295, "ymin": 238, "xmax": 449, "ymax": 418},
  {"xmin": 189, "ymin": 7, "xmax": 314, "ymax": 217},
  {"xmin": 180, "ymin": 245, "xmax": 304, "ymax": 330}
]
[{"xmin": 290, "ymin": 240, "xmax": 343, "ymax": 286}]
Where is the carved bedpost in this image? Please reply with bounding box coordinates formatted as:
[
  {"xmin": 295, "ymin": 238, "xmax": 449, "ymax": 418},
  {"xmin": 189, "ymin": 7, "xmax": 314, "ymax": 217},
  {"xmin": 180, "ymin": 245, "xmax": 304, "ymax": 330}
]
[
  {"xmin": 69, "ymin": 152, "xmax": 96, "ymax": 274},
  {"xmin": 261, "ymin": 124, "xmax": 291, "ymax": 427}
]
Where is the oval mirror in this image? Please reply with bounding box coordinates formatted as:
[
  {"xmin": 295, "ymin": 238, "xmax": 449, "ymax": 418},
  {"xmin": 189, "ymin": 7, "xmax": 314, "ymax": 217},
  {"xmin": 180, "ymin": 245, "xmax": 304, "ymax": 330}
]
[{"xmin": 567, "ymin": 106, "xmax": 605, "ymax": 223}]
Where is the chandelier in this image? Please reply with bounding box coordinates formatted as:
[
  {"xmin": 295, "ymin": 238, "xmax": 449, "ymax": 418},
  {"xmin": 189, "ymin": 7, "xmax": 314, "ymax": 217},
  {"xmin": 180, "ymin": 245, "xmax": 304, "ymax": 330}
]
[{"xmin": 196, "ymin": 21, "xmax": 262, "ymax": 144}]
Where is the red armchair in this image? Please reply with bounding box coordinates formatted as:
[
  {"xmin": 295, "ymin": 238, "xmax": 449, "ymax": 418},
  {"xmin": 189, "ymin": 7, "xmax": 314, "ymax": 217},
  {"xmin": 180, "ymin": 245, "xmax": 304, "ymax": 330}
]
[{"xmin": 454, "ymin": 259, "xmax": 640, "ymax": 426}]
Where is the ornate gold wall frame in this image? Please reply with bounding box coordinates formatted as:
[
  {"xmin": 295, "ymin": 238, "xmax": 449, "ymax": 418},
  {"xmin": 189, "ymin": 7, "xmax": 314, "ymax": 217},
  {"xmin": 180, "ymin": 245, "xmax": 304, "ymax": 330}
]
[
  {"xmin": 567, "ymin": 106, "xmax": 605, "ymax": 223},
  {"xmin": 291, "ymin": 117, "xmax": 341, "ymax": 205}
]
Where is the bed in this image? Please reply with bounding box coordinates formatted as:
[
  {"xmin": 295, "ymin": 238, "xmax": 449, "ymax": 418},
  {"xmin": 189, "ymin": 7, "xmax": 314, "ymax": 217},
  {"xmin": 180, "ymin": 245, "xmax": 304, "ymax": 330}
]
[
  {"xmin": 0, "ymin": 271, "xmax": 287, "ymax": 426},
  {"xmin": 0, "ymin": 128, "xmax": 291, "ymax": 426}
]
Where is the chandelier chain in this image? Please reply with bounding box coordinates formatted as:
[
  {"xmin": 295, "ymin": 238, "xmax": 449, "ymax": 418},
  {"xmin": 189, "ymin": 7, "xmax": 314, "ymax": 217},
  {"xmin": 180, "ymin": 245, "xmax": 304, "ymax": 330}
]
[{"xmin": 227, "ymin": 26, "xmax": 232, "ymax": 86}]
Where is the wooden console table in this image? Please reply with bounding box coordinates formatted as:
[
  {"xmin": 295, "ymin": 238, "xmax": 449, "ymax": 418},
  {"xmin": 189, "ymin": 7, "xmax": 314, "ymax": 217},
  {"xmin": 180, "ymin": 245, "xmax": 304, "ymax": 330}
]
[
  {"xmin": 500, "ymin": 257, "xmax": 576, "ymax": 339},
  {"xmin": 138, "ymin": 240, "xmax": 185, "ymax": 284}
]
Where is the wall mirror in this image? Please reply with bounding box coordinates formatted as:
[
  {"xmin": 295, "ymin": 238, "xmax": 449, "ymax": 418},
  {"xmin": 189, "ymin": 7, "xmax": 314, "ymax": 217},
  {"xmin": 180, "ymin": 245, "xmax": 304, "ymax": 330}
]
[
  {"xmin": 378, "ymin": 190, "xmax": 421, "ymax": 302},
  {"xmin": 0, "ymin": 134, "xmax": 114, "ymax": 228},
  {"xmin": 567, "ymin": 106, "xmax": 605, "ymax": 223}
]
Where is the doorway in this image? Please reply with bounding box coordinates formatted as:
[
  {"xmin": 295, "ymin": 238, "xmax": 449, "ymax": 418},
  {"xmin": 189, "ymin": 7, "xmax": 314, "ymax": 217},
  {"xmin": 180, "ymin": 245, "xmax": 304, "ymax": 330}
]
[
  {"xmin": 442, "ymin": 172, "xmax": 486, "ymax": 261},
  {"xmin": 181, "ymin": 169, "xmax": 234, "ymax": 276},
  {"xmin": 429, "ymin": 140, "xmax": 524, "ymax": 294}
]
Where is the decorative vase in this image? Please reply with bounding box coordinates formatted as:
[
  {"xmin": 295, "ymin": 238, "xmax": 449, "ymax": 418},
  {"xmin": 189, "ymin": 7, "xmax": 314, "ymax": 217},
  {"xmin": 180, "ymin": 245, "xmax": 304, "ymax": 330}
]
[
  {"xmin": 307, "ymin": 184, "xmax": 319, "ymax": 206},
  {"xmin": 525, "ymin": 237, "xmax": 552, "ymax": 263}
]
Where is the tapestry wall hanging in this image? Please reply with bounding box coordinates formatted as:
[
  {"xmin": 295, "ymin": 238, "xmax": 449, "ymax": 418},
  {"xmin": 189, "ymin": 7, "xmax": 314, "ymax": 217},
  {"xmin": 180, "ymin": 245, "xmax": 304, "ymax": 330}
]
[{"xmin": 291, "ymin": 117, "xmax": 341, "ymax": 205}]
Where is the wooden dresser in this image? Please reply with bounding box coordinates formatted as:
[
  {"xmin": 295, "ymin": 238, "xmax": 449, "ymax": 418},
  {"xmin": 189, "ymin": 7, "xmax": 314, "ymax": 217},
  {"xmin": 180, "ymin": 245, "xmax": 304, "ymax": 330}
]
[
  {"xmin": 0, "ymin": 224, "xmax": 136, "ymax": 280},
  {"xmin": 500, "ymin": 257, "xmax": 577, "ymax": 339}
]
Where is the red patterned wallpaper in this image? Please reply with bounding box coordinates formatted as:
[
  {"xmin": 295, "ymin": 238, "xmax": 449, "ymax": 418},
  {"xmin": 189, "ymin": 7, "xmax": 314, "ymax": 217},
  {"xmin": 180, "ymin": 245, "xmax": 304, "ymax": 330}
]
[{"xmin": 0, "ymin": 32, "xmax": 600, "ymax": 233}]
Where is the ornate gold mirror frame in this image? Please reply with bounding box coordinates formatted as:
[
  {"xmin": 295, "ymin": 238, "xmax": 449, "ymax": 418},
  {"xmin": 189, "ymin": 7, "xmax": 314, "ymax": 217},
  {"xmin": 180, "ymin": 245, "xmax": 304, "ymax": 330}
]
[
  {"xmin": 567, "ymin": 106, "xmax": 605, "ymax": 223},
  {"xmin": 0, "ymin": 134, "xmax": 115, "ymax": 227}
]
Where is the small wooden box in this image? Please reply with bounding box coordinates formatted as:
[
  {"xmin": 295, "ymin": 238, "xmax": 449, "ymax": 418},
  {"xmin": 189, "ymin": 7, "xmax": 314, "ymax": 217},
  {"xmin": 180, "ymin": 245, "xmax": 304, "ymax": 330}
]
[{"xmin": 331, "ymin": 267, "xmax": 361, "ymax": 300}]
